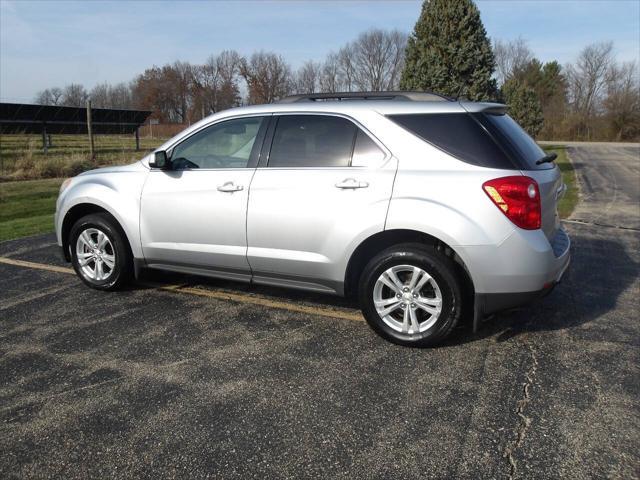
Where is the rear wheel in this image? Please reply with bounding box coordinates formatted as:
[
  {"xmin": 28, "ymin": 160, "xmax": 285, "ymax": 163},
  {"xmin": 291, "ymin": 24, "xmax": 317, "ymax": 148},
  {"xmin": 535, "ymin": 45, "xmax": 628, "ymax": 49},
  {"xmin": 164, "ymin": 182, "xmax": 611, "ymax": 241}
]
[
  {"xmin": 358, "ymin": 244, "xmax": 462, "ymax": 346},
  {"xmin": 69, "ymin": 213, "xmax": 132, "ymax": 290}
]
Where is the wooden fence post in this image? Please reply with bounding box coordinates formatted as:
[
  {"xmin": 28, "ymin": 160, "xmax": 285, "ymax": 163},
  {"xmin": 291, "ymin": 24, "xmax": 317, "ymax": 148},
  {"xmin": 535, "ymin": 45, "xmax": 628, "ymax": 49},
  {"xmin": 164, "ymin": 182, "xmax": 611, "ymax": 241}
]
[
  {"xmin": 135, "ymin": 127, "xmax": 140, "ymax": 151},
  {"xmin": 86, "ymin": 100, "xmax": 95, "ymax": 161},
  {"xmin": 42, "ymin": 124, "xmax": 48, "ymax": 154}
]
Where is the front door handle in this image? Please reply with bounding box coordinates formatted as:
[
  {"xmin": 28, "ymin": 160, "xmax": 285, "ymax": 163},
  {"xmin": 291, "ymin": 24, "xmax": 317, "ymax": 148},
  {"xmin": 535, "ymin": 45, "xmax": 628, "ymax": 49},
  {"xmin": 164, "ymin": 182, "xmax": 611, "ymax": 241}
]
[
  {"xmin": 335, "ymin": 178, "xmax": 369, "ymax": 189},
  {"xmin": 217, "ymin": 182, "xmax": 244, "ymax": 193}
]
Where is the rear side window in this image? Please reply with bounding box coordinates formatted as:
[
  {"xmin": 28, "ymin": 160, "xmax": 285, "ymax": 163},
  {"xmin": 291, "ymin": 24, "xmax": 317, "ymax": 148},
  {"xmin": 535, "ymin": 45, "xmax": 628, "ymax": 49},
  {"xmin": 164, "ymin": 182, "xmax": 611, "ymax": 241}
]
[
  {"xmin": 388, "ymin": 113, "xmax": 515, "ymax": 169},
  {"xmin": 268, "ymin": 115, "xmax": 357, "ymax": 168},
  {"xmin": 473, "ymin": 113, "xmax": 551, "ymax": 170},
  {"xmin": 352, "ymin": 129, "xmax": 386, "ymax": 166}
]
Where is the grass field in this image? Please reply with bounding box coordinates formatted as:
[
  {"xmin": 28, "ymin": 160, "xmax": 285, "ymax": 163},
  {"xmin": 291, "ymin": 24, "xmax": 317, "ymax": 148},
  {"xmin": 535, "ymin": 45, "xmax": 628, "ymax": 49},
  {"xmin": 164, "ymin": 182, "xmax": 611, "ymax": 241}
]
[
  {"xmin": 0, "ymin": 134, "xmax": 165, "ymax": 180},
  {"xmin": 0, "ymin": 178, "xmax": 63, "ymax": 241},
  {"xmin": 0, "ymin": 141, "xmax": 579, "ymax": 242},
  {"xmin": 543, "ymin": 145, "xmax": 578, "ymax": 219}
]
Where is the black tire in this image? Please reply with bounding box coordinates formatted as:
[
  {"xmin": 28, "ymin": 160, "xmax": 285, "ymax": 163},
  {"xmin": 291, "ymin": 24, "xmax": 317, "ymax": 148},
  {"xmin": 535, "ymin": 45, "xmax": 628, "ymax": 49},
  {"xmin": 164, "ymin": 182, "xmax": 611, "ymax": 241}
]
[
  {"xmin": 358, "ymin": 243, "xmax": 463, "ymax": 347},
  {"xmin": 69, "ymin": 213, "xmax": 132, "ymax": 290}
]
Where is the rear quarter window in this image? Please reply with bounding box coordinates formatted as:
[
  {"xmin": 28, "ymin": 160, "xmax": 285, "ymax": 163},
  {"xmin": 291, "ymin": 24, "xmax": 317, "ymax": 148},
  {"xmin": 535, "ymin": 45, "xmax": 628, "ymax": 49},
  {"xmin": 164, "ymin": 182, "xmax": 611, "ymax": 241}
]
[
  {"xmin": 389, "ymin": 113, "xmax": 554, "ymax": 170},
  {"xmin": 388, "ymin": 113, "xmax": 516, "ymax": 169},
  {"xmin": 472, "ymin": 113, "xmax": 553, "ymax": 170}
]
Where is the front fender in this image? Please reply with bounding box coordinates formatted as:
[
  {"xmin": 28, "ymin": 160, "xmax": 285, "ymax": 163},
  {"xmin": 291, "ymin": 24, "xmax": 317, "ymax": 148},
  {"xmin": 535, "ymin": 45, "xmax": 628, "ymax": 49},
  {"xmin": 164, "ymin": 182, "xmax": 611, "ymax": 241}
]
[{"xmin": 56, "ymin": 171, "xmax": 147, "ymax": 258}]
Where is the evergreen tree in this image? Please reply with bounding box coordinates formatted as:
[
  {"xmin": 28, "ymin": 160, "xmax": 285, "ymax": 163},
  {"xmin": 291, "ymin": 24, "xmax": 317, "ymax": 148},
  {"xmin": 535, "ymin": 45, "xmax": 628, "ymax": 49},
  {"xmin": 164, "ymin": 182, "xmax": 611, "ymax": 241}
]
[
  {"xmin": 400, "ymin": 0, "xmax": 497, "ymax": 100},
  {"xmin": 502, "ymin": 79, "xmax": 544, "ymax": 137},
  {"xmin": 507, "ymin": 59, "xmax": 567, "ymax": 139}
]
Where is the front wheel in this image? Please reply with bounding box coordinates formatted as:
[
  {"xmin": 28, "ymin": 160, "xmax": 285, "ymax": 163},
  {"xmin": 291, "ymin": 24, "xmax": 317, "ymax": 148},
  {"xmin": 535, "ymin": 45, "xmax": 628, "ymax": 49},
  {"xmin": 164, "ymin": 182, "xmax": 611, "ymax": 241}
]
[
  {"xmin": 358, "ymin": 244, "xmax": 463, "ymax": 347},
  {"xmin": 69, "ymin": 213, "xmax": 132, "ymax": 290}
]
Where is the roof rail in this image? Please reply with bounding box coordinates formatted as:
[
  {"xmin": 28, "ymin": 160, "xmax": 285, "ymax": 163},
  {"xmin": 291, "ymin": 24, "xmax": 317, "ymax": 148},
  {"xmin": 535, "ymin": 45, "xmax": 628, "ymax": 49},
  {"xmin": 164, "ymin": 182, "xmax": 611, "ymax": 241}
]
[{"xmin": 276, "ymin": 91, "xmax": 454, "ymax": 103}]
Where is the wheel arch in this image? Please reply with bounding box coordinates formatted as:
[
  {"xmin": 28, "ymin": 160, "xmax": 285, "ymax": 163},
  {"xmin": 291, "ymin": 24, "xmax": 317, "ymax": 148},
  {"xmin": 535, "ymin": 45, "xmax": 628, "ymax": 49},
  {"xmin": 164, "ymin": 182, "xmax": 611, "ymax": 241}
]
[
  {"xmin": 344, "ymin": 229, "xmax": 475, "ymax": 301},
  {"xmin": 61, "ymin": 203, "xmax": 134, "ymax": 264}
]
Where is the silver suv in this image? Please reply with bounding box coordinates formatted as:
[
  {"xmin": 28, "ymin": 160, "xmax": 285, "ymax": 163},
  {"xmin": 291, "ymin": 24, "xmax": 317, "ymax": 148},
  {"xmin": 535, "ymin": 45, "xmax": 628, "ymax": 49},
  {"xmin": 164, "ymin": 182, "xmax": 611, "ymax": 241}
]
[{"xmin": 55, "ymin": 92, "xmax": 570, "ymax": 346}]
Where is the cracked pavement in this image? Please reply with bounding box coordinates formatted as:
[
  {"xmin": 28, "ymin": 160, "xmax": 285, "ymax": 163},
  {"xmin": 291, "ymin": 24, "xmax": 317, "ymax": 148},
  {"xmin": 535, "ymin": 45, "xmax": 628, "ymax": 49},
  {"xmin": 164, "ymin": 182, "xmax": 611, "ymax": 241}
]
[{"xmin": 1, "ymin": 143, "xmax": 638, "ymax": 478}]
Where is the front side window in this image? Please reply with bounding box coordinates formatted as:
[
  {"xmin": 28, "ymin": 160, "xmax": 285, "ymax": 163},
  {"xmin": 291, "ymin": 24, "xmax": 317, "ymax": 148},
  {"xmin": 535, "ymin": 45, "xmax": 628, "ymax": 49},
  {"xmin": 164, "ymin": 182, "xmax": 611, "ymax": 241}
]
[
  {"xmin": 268, "ymin": 115, "xmax": 357, "ymax": 168},
  {"xmin": 170, "ymin": 116, "xmax": 265, "ymax": 169}
]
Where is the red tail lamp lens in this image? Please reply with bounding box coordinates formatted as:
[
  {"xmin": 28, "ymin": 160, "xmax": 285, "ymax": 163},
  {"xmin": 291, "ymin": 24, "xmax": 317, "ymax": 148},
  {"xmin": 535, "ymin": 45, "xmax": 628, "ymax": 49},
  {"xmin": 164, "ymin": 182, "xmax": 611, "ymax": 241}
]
[{"xmin": 483, "ymin": 176, "xmax": 541, "ymax": 230}]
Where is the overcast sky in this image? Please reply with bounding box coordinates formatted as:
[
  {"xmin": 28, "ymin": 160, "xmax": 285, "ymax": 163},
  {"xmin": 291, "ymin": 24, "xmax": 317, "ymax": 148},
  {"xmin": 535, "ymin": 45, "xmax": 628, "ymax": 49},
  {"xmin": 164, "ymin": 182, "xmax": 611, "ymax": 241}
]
[{"xmin": 1, "ymin": 0, "xmax": 639, "ymax": 102}]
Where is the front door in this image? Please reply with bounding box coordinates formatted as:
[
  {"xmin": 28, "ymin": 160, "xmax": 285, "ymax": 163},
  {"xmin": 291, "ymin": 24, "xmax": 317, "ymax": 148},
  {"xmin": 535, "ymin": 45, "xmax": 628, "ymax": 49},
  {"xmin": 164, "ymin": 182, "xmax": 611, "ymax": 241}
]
[{"xmin": 140, "ymin": 115, "xmax": 268, "ymax": 280}]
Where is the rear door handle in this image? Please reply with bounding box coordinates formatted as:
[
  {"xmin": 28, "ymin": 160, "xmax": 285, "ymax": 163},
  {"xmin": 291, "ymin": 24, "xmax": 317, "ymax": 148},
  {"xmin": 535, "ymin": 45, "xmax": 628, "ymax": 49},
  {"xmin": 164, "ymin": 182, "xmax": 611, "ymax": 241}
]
[
  {"xmin": 217, "ymin": 182, "xmax": 243, "ymax": 193},
  {"xmin": 335, "ymin": 178, "xmax": 369, "ymax": 189}
]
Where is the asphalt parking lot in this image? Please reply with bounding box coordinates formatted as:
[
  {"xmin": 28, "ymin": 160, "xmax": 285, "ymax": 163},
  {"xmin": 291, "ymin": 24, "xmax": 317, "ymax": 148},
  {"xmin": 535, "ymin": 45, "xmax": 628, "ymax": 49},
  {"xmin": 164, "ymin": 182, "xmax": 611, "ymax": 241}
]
[{"xmin": 1, "ymin": 144, "xmax": 638, "ymax": 479}]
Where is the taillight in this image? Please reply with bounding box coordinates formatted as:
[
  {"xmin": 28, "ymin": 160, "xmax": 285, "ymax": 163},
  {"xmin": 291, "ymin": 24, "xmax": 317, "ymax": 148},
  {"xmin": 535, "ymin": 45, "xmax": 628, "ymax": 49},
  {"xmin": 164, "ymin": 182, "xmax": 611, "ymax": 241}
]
[{"xmin": 483, "ymin": 176, "xmax": 541, "ymax": 230}]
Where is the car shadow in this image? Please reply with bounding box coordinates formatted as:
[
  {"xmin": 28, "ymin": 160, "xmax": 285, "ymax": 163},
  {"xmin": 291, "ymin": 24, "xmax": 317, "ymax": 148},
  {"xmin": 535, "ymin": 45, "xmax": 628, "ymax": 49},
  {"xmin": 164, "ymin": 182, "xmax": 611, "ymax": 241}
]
[
  {"xmin": 135, "ymin": 269, "xmax": 357, "ymax": 310},
  {"xmin": 131, "ymin": 231, "xmax": 637, "ymax": 348},
  {"xmin": 19, "ymin": 231, "xmax": 631, "ymax": 347}
]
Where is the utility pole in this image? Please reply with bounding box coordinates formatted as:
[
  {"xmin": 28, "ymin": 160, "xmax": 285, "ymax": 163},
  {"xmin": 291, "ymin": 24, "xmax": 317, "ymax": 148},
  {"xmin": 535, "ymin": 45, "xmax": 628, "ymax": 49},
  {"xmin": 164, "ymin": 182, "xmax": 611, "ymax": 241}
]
[{"xmin": 86, "ymin": 100, "xmax": 95, "ymax": 161}]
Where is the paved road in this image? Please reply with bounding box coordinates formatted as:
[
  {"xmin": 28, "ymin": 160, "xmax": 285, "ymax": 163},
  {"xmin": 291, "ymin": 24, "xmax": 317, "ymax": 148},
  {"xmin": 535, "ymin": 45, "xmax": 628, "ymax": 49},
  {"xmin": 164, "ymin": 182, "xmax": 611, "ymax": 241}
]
[
  {"xmin": 568, "ymin": 143, "xmax": 640, "ymax": 230},
  {"xmin": 1, "ymin": 144, "xmax": 638, "ymax": 479}
]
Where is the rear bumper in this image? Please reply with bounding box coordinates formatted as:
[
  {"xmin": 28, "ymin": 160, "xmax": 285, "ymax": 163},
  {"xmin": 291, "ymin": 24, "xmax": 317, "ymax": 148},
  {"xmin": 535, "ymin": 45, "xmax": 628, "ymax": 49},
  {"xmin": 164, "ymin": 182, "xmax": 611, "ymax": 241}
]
[
  {"xmin": 459, "ymin": 227, "xmax": 571, "ymax": 295},
  {"xmin": 477, "ymin": 283, "xmax": 556, "ymax": 316},
  {"xmin": 471, "ymin": 228, "xmax": 570, "ymax": 318}
]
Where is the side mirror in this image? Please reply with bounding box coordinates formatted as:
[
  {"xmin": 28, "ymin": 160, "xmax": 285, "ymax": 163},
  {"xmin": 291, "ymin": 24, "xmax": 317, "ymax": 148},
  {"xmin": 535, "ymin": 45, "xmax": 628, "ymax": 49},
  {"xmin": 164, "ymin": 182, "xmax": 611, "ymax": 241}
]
[{"xmin": 149, "ymin": 151, "xmax": 170, "ymax": 169}]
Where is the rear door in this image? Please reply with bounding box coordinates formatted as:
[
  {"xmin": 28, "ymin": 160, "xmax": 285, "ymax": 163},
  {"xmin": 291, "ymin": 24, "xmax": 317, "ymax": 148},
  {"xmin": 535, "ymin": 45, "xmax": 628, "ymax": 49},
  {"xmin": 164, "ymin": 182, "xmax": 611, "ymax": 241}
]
[{"xmin": 246, "ymin": 114, "xmax": 397, "ymax": 293}]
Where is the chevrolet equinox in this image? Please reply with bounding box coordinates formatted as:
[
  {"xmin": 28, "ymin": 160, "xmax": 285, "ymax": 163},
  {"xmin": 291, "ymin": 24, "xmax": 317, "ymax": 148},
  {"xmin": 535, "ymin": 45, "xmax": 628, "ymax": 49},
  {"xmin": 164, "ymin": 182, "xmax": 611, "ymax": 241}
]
[{"xmin": 55, "ymin": 91, "xmax": 571, "ymax": 346}]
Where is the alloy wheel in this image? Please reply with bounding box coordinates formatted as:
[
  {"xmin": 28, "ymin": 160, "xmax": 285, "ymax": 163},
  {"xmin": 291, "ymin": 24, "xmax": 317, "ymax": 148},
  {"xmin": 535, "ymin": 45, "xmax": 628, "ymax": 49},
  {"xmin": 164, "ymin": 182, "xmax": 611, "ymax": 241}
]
[
  {"xmin": 75, "ymin": 227, "xmax": 116, "ymax": 281},
  {"xmin": 372, "ymin": 264, "xmax": 443, "ymax": 335}
]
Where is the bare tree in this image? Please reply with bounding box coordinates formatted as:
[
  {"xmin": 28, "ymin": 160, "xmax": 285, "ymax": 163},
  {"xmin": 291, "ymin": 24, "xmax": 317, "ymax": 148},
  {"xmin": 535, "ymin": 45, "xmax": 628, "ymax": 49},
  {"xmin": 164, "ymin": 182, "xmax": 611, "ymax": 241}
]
[
  {"xmin": 327, "ymin": 29, "xmax": 407, "ymax": 93},
  {"xmin": 295, "ymin": 61, "xmax": 321, "ymax": 94},
  {"xmin": 319, "ymin": 52, "xmax": 343, "ymax": 93},
  {"xmin": 493, "ymin": 37, "xmax": 534, "ymax": 86},
  {"xmin": 89, "ymin": 83, "xmax": 111, "ymax": 108},
  {"xmin": 352, "ymin": 29, "xmax": 407, "ymax": 91},
  {"xmin": 61, "ymin": 84, "xmax": 89, "ymax": 107},
  {"xmin": 109, "ymin": 82, "xmax": 133, "ymax": 109},
  {"xmin": 338, "ymin": 44, "xmax": 357, "ymax": 92},
  {"xmin": 50, "ymin": 87, "xmax": 63, "ymax": 105},
  {"xmin": 168, "ymin": 61, "xmax": 194, "ymax": 123},
  {"xmin": 240, "ymin": 51, "xmax": 292, "ymax": 104},
  {"xmin": 194, "ymin": 50, "xmax": 242, "ymax": 116},
  {"xmin": 34, "ymin": 87, "xmax": 63, "ymax": 105},
  {"xmin": 217, "ymin": 50, "xmax": 242, "ymax": 86},
  {"xmin": 604, "ymin": 61, "xmax": 640, "ymax": 140},
  {"xmin": 565, "ymin": 42, "xmax": 615, "ymax": 138}
]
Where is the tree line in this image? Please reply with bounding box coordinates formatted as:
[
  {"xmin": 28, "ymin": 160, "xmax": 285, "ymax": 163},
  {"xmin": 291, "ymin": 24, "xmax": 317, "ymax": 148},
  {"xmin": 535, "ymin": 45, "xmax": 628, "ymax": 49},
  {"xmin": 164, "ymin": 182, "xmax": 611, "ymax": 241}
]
[
  {"xmin": 494, "ymin": 38, "xmax": 639, "ymax": 141},
  {"xmin": 34, "ymin": 0, "xmax": 639, "ymax": 141},
  {"xmin": 35, "ymin": 29, "xmax": 408, "ymax": 124}
]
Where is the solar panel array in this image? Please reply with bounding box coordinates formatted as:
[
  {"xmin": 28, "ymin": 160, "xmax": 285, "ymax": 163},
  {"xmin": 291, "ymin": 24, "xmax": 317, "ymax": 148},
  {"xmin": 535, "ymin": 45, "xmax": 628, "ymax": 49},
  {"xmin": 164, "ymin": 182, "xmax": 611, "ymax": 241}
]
[{"xmin": 0, "ymin": 103, "xmax": 152, "ymax": 135}]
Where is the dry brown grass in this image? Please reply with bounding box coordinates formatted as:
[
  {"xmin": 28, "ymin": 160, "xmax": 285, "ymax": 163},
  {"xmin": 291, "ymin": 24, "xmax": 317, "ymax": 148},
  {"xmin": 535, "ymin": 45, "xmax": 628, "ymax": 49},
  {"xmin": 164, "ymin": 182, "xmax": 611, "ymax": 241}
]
[{"xmin": 0, "ymin": 134, "xmax": 167, "ymax": 180}]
